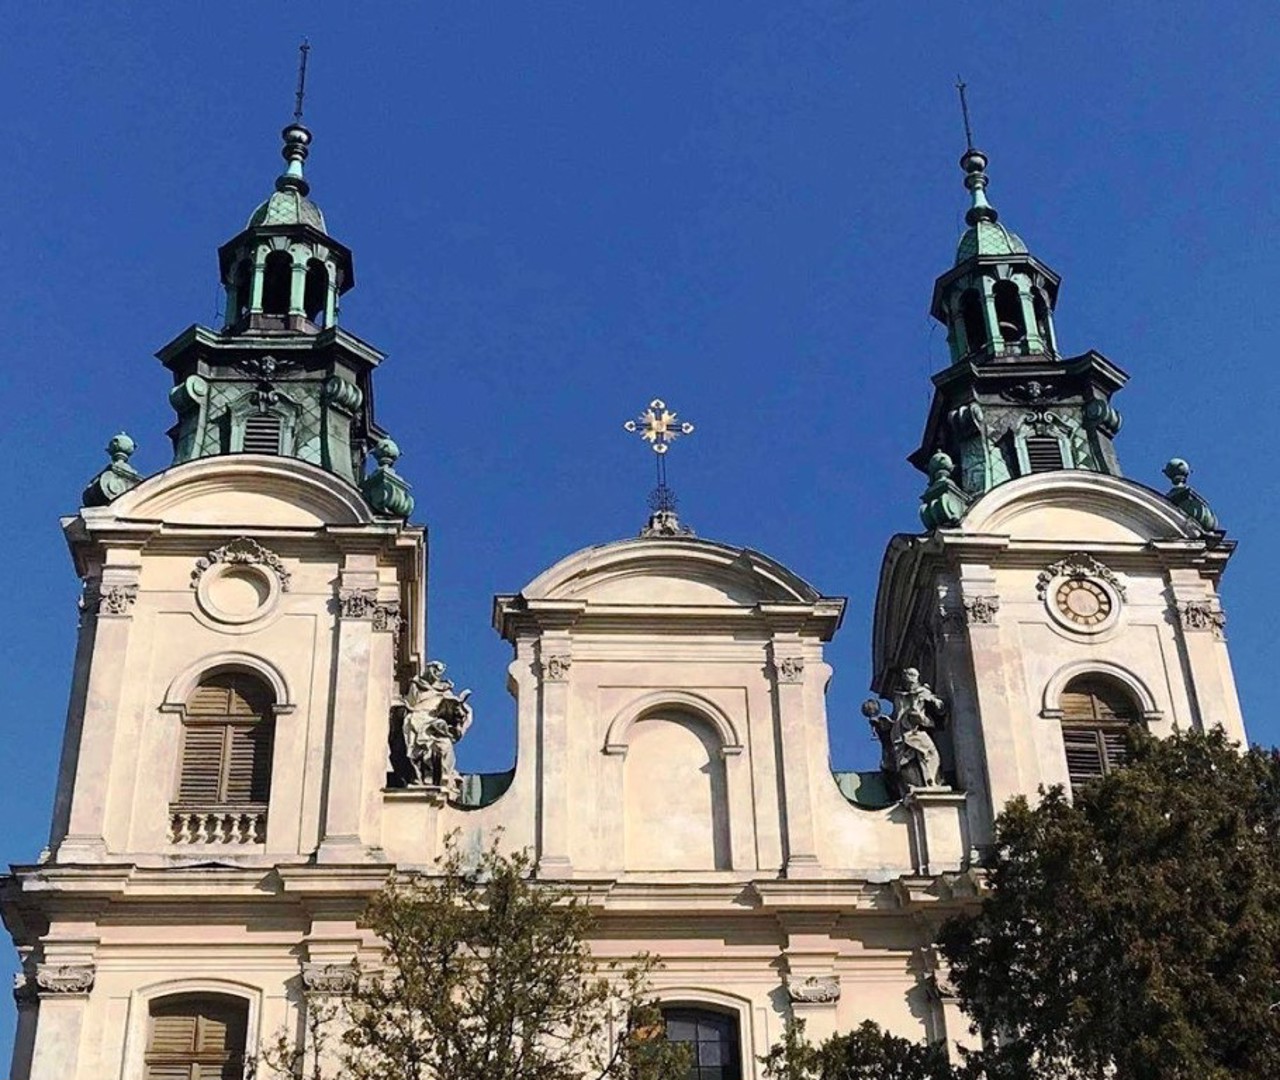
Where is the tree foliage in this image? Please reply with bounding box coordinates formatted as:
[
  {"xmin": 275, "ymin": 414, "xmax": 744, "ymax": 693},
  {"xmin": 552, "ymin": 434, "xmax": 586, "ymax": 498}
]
[
  {"xmin": 257, "ymin": 835, "xmax": 690, "ymax": 1080},
  {"xmin": 939, "ymin": 728, "xmax": 1280, "ymax": 1080},
  {"xmin": 761, "ymin": 1018, "xmax": 962, "ymax": 1080}
]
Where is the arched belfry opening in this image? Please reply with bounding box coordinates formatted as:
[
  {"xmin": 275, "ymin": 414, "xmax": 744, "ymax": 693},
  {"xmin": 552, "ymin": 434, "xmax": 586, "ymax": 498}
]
[
  {"xmin": 1059, "ymin": 673, "xmax": 1142, "ymax": 793},
  {"xmin": 261, "ymin": 251, "xmax": 292, "ymax": 316},
  {"xmin": 958, "ymin": 287, "xmax": 987, "ymax": 355},
  {"xmin": 304, "ymin": 258, "xmax": 328, "ymax": 326},
  {"xmin": 992, "ymin": 279, "xmax": 1026, "ymax": 347}
]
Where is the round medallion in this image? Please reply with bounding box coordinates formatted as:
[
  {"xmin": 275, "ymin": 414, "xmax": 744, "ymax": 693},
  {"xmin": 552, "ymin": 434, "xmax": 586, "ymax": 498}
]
[
  {"xmin": 195, "ymin": 562, "xmax": 279, "ymax": 626},
  {"xmin": 1054, "ymin": 578, "xmax": 1112, "ymax": 627}
]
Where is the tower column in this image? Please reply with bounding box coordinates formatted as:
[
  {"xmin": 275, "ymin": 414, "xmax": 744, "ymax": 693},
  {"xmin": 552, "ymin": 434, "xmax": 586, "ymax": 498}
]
[
  {"xmin": 980, "ymin": 277, "xmax": 1005, "ymax": 353},
  {"xmin": 289, "ymin": 255, "xmax": 307, "ymax": 316},
  {"xmin": 534, "ymin": 631, "xmax": 574, "ymax": 876},
  {"xmin": 249, "ymin": 250, "xmax": 266, "ymax": 314},
  {"xmin": 1016, "ymin": 279, "xmax": 1045, "ymax": 353}
]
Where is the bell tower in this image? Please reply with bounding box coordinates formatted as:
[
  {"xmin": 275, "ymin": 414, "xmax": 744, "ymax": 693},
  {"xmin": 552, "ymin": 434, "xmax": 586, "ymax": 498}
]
[
  {"xmin": 912, "ymin": 137, "xmax": 1126, "ymax": 516},
  {"xmin": 151, "ymin": 101, "xmax": 412, "ymax": 514}
]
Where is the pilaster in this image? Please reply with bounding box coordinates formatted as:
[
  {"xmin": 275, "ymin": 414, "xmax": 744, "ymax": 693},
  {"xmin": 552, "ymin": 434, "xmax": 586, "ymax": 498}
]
[
  {"xmin": 55, "ymin": 550, "xmax": 143, "ymax": 863},
  {"xmin": 768, "ymin": 638, "xmax": 819, "ymax": 876},
  {"xmin": 535, "ymin": 634, "xmax": 574, "ymax": 876},
  {"xmin": 1166, "ymin": 568, "xmax": 1246, "ymax": 743},
  {"xmin": 317, "ymin": 553, "xmax": 381, "ymax": 863}
]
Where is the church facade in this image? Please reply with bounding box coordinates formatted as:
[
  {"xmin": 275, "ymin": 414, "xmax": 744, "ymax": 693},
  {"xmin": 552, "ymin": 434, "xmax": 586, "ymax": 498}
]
[{"xmin": 1, "ymin": 112, "xmax": 1247, "ymax": 1080}]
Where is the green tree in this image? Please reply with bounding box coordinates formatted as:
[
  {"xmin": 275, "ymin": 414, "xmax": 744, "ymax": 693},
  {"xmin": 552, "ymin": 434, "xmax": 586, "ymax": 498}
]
[
  {"xmin": 761, "ymin": 1018, "xmax": 962, "ymax": 1080},
  {"xmin": 939, "ymin": 728, "xmax": 1280, "ymax": 1080},
  {"xmin": 257, "ymin": 835, "xmax": 690, "ymax": 1080}
]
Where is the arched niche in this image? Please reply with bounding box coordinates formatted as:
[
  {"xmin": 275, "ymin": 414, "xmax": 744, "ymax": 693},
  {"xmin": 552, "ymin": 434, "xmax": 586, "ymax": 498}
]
[{"xmin": 622, "ymin": 708, "xmax": 732, "ymax": 871}]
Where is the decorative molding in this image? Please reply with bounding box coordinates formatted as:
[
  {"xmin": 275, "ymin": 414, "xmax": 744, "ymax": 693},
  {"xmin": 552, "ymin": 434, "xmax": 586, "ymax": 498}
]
[
  {"xmin": 1036, "ymin": 552, "xmax": 1126, "ymax": 601},
  {"xmin": 301, "ymin": 961, "xmax": 359, "ymax": 995},
  {"xmin": 774, "ymin": 656, "xmax": 806, "ymax": 684},
  {"xmin": 785, "ymin": 974, "xmax": 840, "ymax": 1004},
  {"xmin": 538, "ymin": 654, "xmax": 573, "ymax": 682},
  {"xmin": 35, "ymin": 963, "xmax": 95, "ymax": 995},
  {"xmin": 83, "ymin": 583, "xmax": 138, "ymax": 617},
  {"xmin": 372, "ymin": 599, "xmax": 402, "ymax": 636},
  {"xmin": 1177, "ymin": 599, "xmax": 1227, "ymax": 639},
  {"xmin": 192, "ymin": 537, "xmax": 291, "ymax": 592},
  {"xmin": 338, "ymin": 586, "xmax": 378, "ymax": 619},
  {"xmin": 963, "ymin": 595, "xmax": 1000, "ymax": 625}
]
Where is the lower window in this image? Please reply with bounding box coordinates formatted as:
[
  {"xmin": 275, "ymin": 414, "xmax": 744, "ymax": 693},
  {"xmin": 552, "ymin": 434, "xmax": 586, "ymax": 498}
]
[
  {"xmin": 145, "ymin": 993, "xmax": 247, "ymax": 1080},
  {"xmin": 662, "ymin": 1006, "xmax": 743, "ymax": 1080}
]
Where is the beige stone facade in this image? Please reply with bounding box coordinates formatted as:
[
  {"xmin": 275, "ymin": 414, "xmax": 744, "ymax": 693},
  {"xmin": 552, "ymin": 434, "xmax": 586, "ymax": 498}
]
[{"xmin": 2, "ymin": 442, "xmax": 1246, "ymax": 1078}]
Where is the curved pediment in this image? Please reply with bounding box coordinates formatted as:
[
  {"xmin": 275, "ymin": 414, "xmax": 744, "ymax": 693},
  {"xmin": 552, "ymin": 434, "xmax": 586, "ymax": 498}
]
[
  {"xmin": 519, "ymin": 538, "xmax": 826, "ymax": 607},
  {"xmin": 104, "ymin": 456, "xmax": 375, "ymax": 528},
  {"xmin": 960, "ymin": 473, "xmax": 1201, "ymax": 544}
]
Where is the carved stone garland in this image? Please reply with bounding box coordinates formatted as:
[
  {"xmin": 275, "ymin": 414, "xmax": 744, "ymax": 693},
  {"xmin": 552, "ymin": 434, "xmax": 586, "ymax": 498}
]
[
  {"xmin": 192, "ymin": 537, "xmax": 292, "ymax": 592},
  {"xmin": 1036, "ymin": 553, "xmax": 1126, "ymax": 601}
]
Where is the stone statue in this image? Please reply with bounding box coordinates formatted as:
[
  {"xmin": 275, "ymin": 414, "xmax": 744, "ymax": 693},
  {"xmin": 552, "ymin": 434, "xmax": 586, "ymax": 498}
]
[
  {"xmin": 862, "ymin": 667, "xmax": 949, "ymax": 795},
  {"xmin": 399, "ymin": 661, "xmax": 473, "ymax": 792}
]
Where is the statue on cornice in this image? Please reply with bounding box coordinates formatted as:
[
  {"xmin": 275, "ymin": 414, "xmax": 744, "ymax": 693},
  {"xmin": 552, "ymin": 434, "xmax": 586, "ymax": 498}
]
[
  {"xmin": 862, "ymin": 668, "xmax": 949, "ymax": 796},
  {"xmin": 400, "ymin": 661, "xmax": 473, "ymax": 792}
]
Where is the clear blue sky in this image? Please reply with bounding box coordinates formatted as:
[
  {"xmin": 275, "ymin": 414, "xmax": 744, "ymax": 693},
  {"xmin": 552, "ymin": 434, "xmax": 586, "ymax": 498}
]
[{"xmin": 1, "ymin": 0, "xmax": 1277, "ymax": 1059}]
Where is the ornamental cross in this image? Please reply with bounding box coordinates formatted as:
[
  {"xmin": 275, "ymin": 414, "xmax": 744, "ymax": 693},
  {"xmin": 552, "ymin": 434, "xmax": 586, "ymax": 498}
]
[
  {"xmin": 623, "ymin": 399, "xmax": 695, "ymax": 455},
  {"xmin": 621, "ymin": 397, "xmax": 697, "ymax": 536}
]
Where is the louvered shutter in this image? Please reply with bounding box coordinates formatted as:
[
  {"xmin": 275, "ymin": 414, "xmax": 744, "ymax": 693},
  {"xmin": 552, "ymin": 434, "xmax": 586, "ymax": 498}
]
[
  {"xmin": 1100, "ymin": 728, "xmax": 1130, "ymax": 772},
  {"xmin": 1063, "ymin": 727, "xmax": 1107, "ymax": 787},
  {"xmin": 224, "ymin": 722, "xmax": 273, "ymax": 803},
  {"xmin": 1025, "ymin": 435, "xmax": 1065, "ymax": 472},
  {"xmin": 242, "ymin": 414, "xmax": 281, "ymax": 454},
  {"xmin": 178, "ymin": 727, "xmax": 227, "ymax": 803},
  {"xmin": 147, "ymin": 998, "xmax": 246, "ymax": 1080},
  {"xmin": 177, "ymin": 675, "xmax": 274, "ymax": 806}
]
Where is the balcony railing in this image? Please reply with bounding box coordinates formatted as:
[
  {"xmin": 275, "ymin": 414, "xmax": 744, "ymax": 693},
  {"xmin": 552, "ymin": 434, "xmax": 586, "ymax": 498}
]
[{"xmin": 168, "ymin": 804, "xmax": 267, "ymax": 844}]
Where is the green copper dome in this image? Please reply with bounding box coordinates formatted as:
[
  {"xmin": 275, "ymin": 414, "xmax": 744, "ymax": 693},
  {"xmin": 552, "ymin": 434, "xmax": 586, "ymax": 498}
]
[
  {"xmin": 247, "ymin": 187, "xmax": 326, "ymax": 230},
  {"xmin": 956, "ymin": 219, "xmax": 1027, "ymax": 263}
]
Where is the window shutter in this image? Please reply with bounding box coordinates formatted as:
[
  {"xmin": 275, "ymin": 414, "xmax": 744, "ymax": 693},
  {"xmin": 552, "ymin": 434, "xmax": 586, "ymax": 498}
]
[
  {"xmin": 177, "ymin": 727, "xmax": 226, "ymax": 804},
  {"xmin": 147, "ymin": 998, "xmax": 247, "ymax": 1080},
  {"xmin": 177, "ymin": 674, "xmax": 274, "ymax": 806},
  {"xmin": 1063, "ymin": 727, "xmax": 1106, "ymax": 786},
  {"xmin": 242, "ymin": 414, "xmax": 281, "ymax": 455},
  {"xmin": 224, "ymin": 722, "xmax": 273, "ymax": 804},
  {"xmin": 1025, "ymin": 435, "xmax": 1065, "ymax": 472},
  {"xmin": 1101, "ymin": 728, "xmax": 1130, "ymax": 772}
]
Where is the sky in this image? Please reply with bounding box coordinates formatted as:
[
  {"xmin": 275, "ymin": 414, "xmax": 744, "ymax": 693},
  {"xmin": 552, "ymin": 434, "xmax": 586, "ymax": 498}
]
[{"xmin": 1, "ymin": 0, "xmax": 1278, "ymax": 1061}]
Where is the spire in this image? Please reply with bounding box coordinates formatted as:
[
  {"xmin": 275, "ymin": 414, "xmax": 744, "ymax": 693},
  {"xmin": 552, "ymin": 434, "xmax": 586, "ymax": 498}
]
[
  {"xmin": 276, "ymin": 42, "xmax": 312, "ymax": 196},
  {"xmin": 955, "ymin": 79, "xmax": 998, "ymax": 226}
]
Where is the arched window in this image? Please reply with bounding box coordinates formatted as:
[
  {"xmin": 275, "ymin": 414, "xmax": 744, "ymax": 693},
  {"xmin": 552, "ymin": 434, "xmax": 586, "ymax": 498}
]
[
  {"xmin": 958, "ymin": 288, "xmax": 986, "ymax": 355},
  {"xmin": 303, "ymin": 259, "xmax": 328, "ymax": 326},
  {"xmin": 992, "ymin": 280, "xmax": 1026, "ymax": 345},
  {"xmin": 1060, "ymin": 675, "xmax": 1140, "ymax": 792},
  {"xmin": 662, "ymin": 1006, "xmax": 742, "ymax": 1080},
  {"xmin": 172, "ymin": 673, "xmax": 274, "ymax": 844},
  {"xmin": 261, "ymin": 251, "xmax": 293, "ymax": 316},
  {"xmin": 146, "ymin": 994, "xmax": 248, "ymax": 1079}
]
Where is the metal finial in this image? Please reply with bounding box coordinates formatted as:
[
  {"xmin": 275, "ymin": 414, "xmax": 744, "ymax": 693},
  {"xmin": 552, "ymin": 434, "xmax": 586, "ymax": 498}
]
[
  {"xmin": 293, "ymin": 40, "xmax": 311, "ymax": 123},
  {"xmin": 623, "ymin": 398, "xmax": 697, "ymax": 537},
  {"xmin": 956, "ymin": 76, "xmax": 975, "ymax": 150}
]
